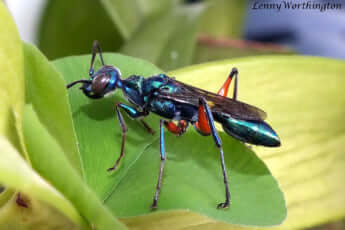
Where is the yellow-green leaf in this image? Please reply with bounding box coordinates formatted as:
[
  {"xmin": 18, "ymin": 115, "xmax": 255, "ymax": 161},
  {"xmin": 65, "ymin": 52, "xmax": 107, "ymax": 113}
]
[
  {"xmin": 0, "ymin": 136, "xmax": 87, "ymax": 229},
  {"xmin": 23, "ymin": 105, "xmax": 127, "ymax": 230},
  {"xmin": 24, "ymin": 43, "xmax": 82, "ymax": 175},
  {"xmin": 0, "ymin": 2, "xmax": 25, "ymax": 152},
  {"xmin": 170, "ymin": 55, "xmax": 345, "ymax": 229}
]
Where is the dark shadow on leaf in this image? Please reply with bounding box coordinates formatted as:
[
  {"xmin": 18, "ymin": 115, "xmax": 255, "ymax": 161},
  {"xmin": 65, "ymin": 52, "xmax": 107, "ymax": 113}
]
[{"xmin": 78, "ymin": 96, "xmax": 119, "ymax": 121}]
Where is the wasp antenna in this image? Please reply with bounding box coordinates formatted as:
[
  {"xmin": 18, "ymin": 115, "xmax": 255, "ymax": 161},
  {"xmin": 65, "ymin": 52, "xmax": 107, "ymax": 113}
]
[{"xmin": 66, "ymin": 80, "xmax": 92, "ymax": 89}]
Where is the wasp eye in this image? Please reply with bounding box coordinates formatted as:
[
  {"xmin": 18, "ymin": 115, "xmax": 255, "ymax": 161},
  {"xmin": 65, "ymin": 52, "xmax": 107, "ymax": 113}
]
[{"xmin": 91, "ymin": 73, "xmax": 110, "ymax": 95}]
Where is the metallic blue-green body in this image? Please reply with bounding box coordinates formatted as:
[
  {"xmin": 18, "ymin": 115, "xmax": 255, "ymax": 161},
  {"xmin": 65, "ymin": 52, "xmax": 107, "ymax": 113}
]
[{"xmin": 106, "ymin": 72, "xmax": 280, "ymax": 147}]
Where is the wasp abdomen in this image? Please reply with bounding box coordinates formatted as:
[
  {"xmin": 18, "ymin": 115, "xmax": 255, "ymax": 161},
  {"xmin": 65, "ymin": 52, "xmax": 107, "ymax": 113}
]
[{"xmin": 214, "ymin": 113, "xmax": 281, "ymax": 147}]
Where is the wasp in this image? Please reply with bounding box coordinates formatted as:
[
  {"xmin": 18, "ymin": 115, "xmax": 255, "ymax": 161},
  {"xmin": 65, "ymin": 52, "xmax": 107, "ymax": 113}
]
[{"xmin": 67, "ymin": 41, "xmax": 281, "ymax": 209}]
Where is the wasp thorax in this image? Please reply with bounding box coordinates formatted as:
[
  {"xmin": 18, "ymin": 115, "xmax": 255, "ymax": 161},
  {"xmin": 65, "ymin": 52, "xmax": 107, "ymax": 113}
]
[{"xmin": 91, "ymin": 73, "xmax": 110, "ymax": 95}]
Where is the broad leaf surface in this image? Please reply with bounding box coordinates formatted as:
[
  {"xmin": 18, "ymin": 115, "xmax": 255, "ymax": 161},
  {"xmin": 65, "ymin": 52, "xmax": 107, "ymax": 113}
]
[
  {"xmin": 169, "ymin": 56, "xmax": 345, "ymax": 230},
  {"xmin": 106, "ymin": 131, "xmax": 285, "ymax": 226},
  {"xmin": 54, "ymin": 54, "xmax": 286, "ymax": 226}
]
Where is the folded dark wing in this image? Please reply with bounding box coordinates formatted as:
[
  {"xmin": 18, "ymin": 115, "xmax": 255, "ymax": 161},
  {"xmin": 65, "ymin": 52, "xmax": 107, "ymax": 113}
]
[{"xmin": 157, "ymin": 79, "xmax": 267, "ymax": 121}]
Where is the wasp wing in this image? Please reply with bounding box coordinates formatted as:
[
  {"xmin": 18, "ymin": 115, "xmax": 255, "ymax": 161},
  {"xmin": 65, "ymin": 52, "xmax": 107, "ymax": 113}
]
[{"xmin": 157, "ymin": 78, "xmax": 267, "ymax": 121}]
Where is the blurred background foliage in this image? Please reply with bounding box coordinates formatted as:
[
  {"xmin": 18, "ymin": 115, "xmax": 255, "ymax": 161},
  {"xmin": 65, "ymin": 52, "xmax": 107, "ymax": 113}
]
[{"xmin": 36, "ymin": 0, "xmax": 292, "ymax": 71}]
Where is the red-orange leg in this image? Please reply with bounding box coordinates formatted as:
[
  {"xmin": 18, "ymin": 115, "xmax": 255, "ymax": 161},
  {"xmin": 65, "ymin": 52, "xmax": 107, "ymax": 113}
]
[
  {"xmin": 193, "ymin": 100, "xmax": 212, "ymax": 136},
  {"xmin": 164, "ymin": 120, "xmax": 188, "ymax": 136},
  {"xmin": 217, "ymin": 67, "xmax": 238, "ymax": 100},
  {"xmin": 197, "ymin": 97, "xmax": 230, "ymax": 209}
]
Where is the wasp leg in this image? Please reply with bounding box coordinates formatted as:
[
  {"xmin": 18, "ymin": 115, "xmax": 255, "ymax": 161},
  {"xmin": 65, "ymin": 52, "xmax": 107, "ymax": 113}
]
[
  {"xmin": 164, "ymin": 120, "xmax": 188, "ymax": 136},
  {"xmin": 89, "ymin": 40, "xmax": 105, "ymax": 76},
  {"xmin": 151, "ymin": 120, "xmax": 189, "ymax": 209},
  {"xmin": 151, "ymin": 119, "xmax": 167, "ymax": 209},
  {"xmin": 199, "ymin": 97, "xmax": 231, "ymax": 209},
  {"xmin": 108, "ymin": 103, "xmax": 149, "ymax": 171},
  {"xmin": 217, "ymin": 67, "xmax": 238, "ymax": 100},
  {"xmin": 140, "ymin": 119, "xmax": 155, "ymax": 135},
  {"xmin": 193, "ymin": 100, "xmax": 212, "ymax": 136}
]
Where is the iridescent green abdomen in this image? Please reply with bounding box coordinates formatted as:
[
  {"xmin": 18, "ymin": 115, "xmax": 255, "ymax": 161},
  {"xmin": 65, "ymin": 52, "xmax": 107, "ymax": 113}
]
[{"xmin": 213, "ymin": 113, "xmax": 280, "ymax": 147}]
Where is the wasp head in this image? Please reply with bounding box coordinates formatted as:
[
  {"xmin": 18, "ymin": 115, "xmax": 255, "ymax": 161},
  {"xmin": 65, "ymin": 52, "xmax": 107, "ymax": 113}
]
[{"xmin": 67, "ymin": 66, "xmax": 122, "ymax": 99}]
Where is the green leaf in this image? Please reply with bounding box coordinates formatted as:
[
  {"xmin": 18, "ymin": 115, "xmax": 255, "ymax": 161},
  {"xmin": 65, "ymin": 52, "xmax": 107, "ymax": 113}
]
[
  {"xmin": 100, "ymin": 0, "xmax": 142, "ymax": 39},
  {"xmin": 23, "ymin": 43, "xmax": 82, "ymax": 175},
  {"xmin": 38, "ymin": 0, "xmax": 123, "ymax": 60},
  {"xmin": 121, "ymin": 4, "xmax": 205, "ymax": 71},
  {"xmin": 0, "ymin": 196, "xmax": 82, "ymax": 230},
  {"xmin": 0, "ymin": 2, "xmax": 26, "ymax": 205},
  {"xmin": 0, "ymin": 188, "xmax": 13, "ymax": 207},
  {"xmin": 199, "ymin": 0, "xmax": 248, "ymax": 38},
  {"xmin": 0, "ymin": 2, "xmax": 25, "ymax": 152},
  {"xmin": 0, "ymin": 136, "xmax": 86, "ymax": 229},
  {"xmin": 23, "ymin": 105, "xmax": 127, "ymax": 230},
  {"xmin": 106, "ymin": 131, "xmax": 285, "ymax": 226},
  {"xmin": 54, "ymin": 53, "xmax": 286, "ymax": 227},
  {"xmin": 170, "ymin": 56, "xmax": 345, "ymax": 229}
]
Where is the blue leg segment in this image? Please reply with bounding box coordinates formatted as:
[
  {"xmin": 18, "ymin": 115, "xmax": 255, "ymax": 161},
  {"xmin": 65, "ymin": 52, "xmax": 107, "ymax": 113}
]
[
  {"xmin": 151, "ymin": 119, "xmax": 166, "ymax": 209},
  {"xmin": 117, "ymin": 103, "xmax": 154, "ymax": 134},
  {"xmin": 159, "ymin": 120, "xmax": 166, "ymax": 160},
  {"xmin": 108, "ymin": 103, "xmax": 152, "ymax": 171},
  {"xmin": 199, "ymin": 97, "xmax": 231, "ymax": 209}
]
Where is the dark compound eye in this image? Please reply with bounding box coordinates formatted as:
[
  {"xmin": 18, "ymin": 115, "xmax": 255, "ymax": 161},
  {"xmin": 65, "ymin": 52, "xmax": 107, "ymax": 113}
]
[{"xmin": 91, "ymin": 73, "xmax": 110, "ymax": 95}]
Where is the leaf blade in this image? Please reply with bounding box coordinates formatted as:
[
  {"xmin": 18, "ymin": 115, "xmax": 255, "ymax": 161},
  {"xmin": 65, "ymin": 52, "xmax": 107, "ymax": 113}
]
[
  {"xmin": 0, "ymin": 2, "xmax": 25, "ymax": 152},
  {"xmin": 0, "ymin": 136, "xmax": 87, "ymax": 229},
  {"xmin": 24, "ymin": 43, "xmax": 82, "ymax": 175},
  {"xmin": 23, "ymin": 105, "xmax": 127, "ymax": 230},
  {"xmin": 170, "ymin": 55, "xmax": 345, "ymax": 229}
]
